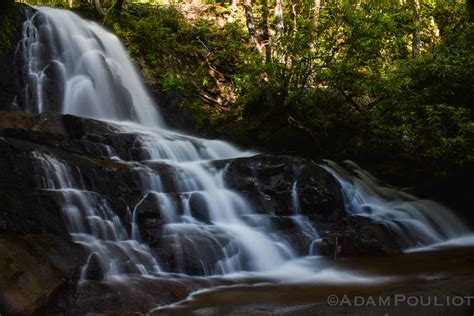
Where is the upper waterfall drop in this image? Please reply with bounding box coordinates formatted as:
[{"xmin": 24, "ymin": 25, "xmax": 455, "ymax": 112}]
[{"xmin": 20, "ymin": 7, "xmax": 164, "ymax": 127}]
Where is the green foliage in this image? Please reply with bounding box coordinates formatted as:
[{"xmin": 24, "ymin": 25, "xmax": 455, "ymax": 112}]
[
  {"xmin": 229, "ymin": 0, "xmax": 473, "ymax": 174},
  {"xmin": 17, "ymin": 0, "xmax": 71, "ymax": 7},
  {"xmin": 368, "ymin": 103, "xmax": 473, "ymax": 168},
  {"xmin": 366, "ymin": 19, "xmax": 474, "ymax": 172},
  {"xmin": 108, "ymin": 3, "xmax": 253, "ymax": 126},
  {"xmin": 15, "ymin": 0, "xmax": 474, "ymax": 179},
  {"xmin": 0, "ymin": 4, "xmax": 25, "ymax": 54}
]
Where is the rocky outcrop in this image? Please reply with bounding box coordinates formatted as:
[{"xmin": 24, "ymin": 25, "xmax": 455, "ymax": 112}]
[
  {"xmin": 0, "ymin": 233, "xmax": 86, "ymax": 315},
  {"xmin": 215, "ymin": 155, "xmax": 345, "ymax": 222},
  {"xmin": 212, "ymin": 154, "xmax": 348, "ymax": 257},
  {"xmin": 0, "ymin": 111, "xmax": 404, "ymax": 255},
  {"xmin": 0, "ymin": 110, "xmax": 406, "ymax": 314},
  {"xmin": 47, "ymin": 274, "xmax": 236, "ymax": 315},
  {"xmin": 315, "ymin": 216, "xmax": 403, "ymax": 257}
]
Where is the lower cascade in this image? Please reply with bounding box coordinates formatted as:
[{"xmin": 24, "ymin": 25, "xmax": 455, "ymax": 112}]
[{"xmin": 13, "ymin": 6, "xmax": 471, "ymax": 282}]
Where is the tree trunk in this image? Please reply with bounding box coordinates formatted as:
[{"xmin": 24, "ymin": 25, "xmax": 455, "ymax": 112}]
[
  {"xmin": 275, "ymin": 0, "xmax": 284, "ymax": 34},
  {"xmin": 314, "ymin": 0, "xmax": 321, "ymax": 28},
  {"xmin": 231, "ymin": 0, "xmax": 239, "ymax": 10},
  {"xmin": 412, "ymin": 0, "xmax": 421, "ymax": 57},
  {"xmin": 243, "ymin": 0, "xmax": 263, "ymax": 55},
  {"xmin": 262, "ymin": 0, "xmax": 272, "ymax": 63},
  {"xmin": 291, "ymin": 4, "xmax": 298, "ymax": 31},
  {"xmin": 94, "ymin": 0, "xmax": 107, "ymax": 16}
]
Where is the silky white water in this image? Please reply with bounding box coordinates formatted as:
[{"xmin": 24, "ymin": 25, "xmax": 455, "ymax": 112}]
[
  {"xmin": 322, "ymin": 160, "xmax": 470, "ymax": 249},
  {"xmin": 21, "ymin": 7, "xmax": 471, "ymax": 280},
  {"xmin": 20, "ymin": 7, "xmax": 163, "ymax": 126}
]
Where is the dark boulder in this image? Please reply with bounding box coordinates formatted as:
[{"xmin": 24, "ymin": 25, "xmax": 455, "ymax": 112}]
[
  {"xmin": 155, "ymin": 228, "xmax": 235, "ymax": 275},
  {"xmin": 316, "ymin": 216, "xmax": 403, "ymax": 258},
  {"xmin": 189, "ymin": 192, "xmax": 211, "ymax": 223},
  {"xmin": 82, "ymin": 252, "xmax": 105, "ymax": 281},
  {"xmin": 133, "ymin": 192, "xmax": 179, "ymax": 246},
  {"xmin": 0, "ymin": 233, "xmax": 86, "ymax": 315},
  {"xmin": 214, "ymin": 154, "xmax": 345, "ymax": 222}
]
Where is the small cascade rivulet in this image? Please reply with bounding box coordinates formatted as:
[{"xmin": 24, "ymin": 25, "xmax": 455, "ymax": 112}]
[
  {"xmin": 322, "ymin": 160, "xmax": 470, "ymax": 249},
  {"xmin": 31, "ymin": 151, "xmax": 162, "ymax": 277},
  {"xmin": 19, "ymin": 7, "xmax": 470, "ymax": 280}
]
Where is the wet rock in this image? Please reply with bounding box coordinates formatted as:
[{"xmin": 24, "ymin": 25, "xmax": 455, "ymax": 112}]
[
  {"xmin": 0, "ymin": 140, "xmax": 70, "ymax": 235},
  {"xmin": 143, "ymin": 161, "xmax": 182, "ymax": 193},
  {"xmin": 0, "ymin": 136, "xmax": 130, "ymax": 235},
  {"xmin": 0, "ymin": 111, "xmax": 386, "ymax": 260},
  {"xmin": 48, "ymin": 274, "xmax": 235, "ymax": 315},
  {"xmin": 0, "ymin": 233, "xmax": 86, "ymax": 315},
  {"xmin": 155, "ymin": 229, "xmax": 235, "ymax": 275},
  {"xmin": 214, "ymin": 155, "xmax": 345, "ymax": 222},
  {"xmin": 316, "ymin": 216, "xmax": 403, "ymax": 257},
  {"xmin": 133, "ymin": 192, "xmax": 178, "ymax": 246},
  {"xmin": 267, "ymin": 216, "xmax": 315, "ymax": 256},
  {"xmin": 189, "ymin": 192, "xmax": 211, "ymax": 223},
  {"xmin": 82, "ymin": 253, "xmax": 105, "ymax": 281}
]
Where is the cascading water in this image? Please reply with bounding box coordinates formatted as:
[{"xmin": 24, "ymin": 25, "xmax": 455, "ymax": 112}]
[
  {"xmin": 31, "ymin": 151, "xmax": 162, "ymax": 277},
  {"xmin": 322, "ymin": 160, "xmax": 470, "ymax": 249},
  {"xmin": 19, "ymin": 7, "xmax": 470, "ymax": 281},
  {"xmin": 290, "ymin": 171, "xmax": 320, "ymax": 252},
  {"xmin": 19, "ymin": 7, "xmax": 163, "ymax": 126},
  {"xmin": 20, "ymin": 7, "xmax": 297, "ymax": 277}
]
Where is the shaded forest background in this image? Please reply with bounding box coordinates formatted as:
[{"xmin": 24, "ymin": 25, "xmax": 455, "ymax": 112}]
[{"xmin": 4, "ymin": 0, "xmax": 474, "ymax": 211}]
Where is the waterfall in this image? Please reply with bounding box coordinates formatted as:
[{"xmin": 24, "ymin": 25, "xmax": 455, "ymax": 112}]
[
  {"xmin": 322, "ymin": 160, "xmax": 470, "ymax": 249},
  {"xmin": 19, "ymin": 7, "xmax": 163, "ymax": 127},
  {"xmin": 31, "ymin": 151, "xmax": 162, "ymax": 278},
  {"xmin": 19, "ymin": 7, "xmax": 469, "ymax": 280},
  {"xmin": 20, "ymin": 7, "xmax": 296, "ymax": 277}
]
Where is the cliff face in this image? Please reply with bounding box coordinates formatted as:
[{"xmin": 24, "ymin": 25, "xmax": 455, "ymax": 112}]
[{"xmin": 0, "ymin": 110, "xmax": 346, "ymax": 254}]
